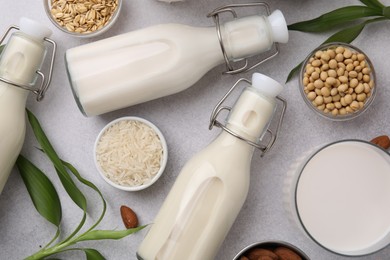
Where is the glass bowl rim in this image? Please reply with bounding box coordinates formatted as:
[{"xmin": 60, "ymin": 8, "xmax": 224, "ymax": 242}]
[
  {"xmin": 93, "ymin": 116, "xmax": 168, "ymax": 192},
  {"xmin": 232, "ymin": 240, "xmax": 310, "ymax": 260},
  {"xmin": 293, "ymin": 139, "xmax": 390, "ymax": 256},
  {"xmin": 299, "ymin": 42, "xmax": 377, "ymax": 121},
  {"xmin": 43, "ymin": 0, "xmax": 122, "ymax": 38}
]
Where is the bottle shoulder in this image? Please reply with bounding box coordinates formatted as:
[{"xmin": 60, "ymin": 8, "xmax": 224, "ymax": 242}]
[{"xmin": 184, "ymin": 135, "xmax": 253, "ymax": 168}]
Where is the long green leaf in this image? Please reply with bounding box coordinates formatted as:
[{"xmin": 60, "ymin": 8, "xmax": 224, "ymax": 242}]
[
  {"xmin": 16, "ymin": 155, "xmax": 62, "ymax": 226},
  {"xmin": 288, "ymin": 6, "xmax": 381, "ymax": 32},
  {"xmin": 55, "ymin": 167, "xmax": 87, "ymax": 243},
  {"xmin": 62, "ymin": 160, "xmax": 106, "ymax": 231},
  {"xmin": 286, "ymin": 23, "xmax": 365, "ymax": 82},
  {"xmin": 383, "ymin": 6, "xmax": 390, "ymax": 18},
  {"xmin": 286, "ymin": 61, "xmax": 303, "ymax": 83},
  {"xmin": 83, "ymin": 249, "xmax": 106, "ymax": 260},
  {"xmin": 323, "ymin": 22, "xmax": 366, "ymax": 43},
  {"xmin": 323, "ymin": 16, "xmax": 386, "ymax": 43},
  {"xmin": 52, "ymin": 248, "xmax": 105, "ymax": 260},
  {"xmin": 59, "ymin": 160, "xmax": 106, "ymax": 244},
  {"xmin": 359, "ymin": 0, "xmax": 385, "ymax": 9},
  {"xmin": 26, "ymin": 109, "xmax": 87, "ymax": 211},
  {"xmin": 31, "ymin": 149, "xmax": 107, "ymax": 245},
  {"xmin": 77, "ymin": 226, "xmax": 146, "ymax": 242},
  {"xmin": 0, "ymin": 45, "xmax": 4, "ymax": 54}
]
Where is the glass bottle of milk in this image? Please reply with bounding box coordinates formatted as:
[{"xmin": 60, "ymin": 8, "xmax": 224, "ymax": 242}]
[
  {"xmin": 136, "ymin": 73, "xmax": 285, "ymax": 260},
  {"xmin": 65, "ymin": 8, "xmax": 288, "ymax": 116},
  {"xmin": 0, "ymin": 18, "xmax": 53, "ymax": 194}
]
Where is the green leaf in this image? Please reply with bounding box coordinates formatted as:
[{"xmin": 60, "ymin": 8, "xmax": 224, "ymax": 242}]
[
  {"xmin": 43, "ymin": 248, "xmax": 105, "ymax": 260},
  {"xmin": 22, "ymin": 110, "xmax": 141, "ymax": 260},
  {"xmin": 61, "ymin": 160, "xmax": 107, "ymax": 222},
  {"xmin": 77, "ymin": 226, "xmax": 146, "ymax": 242},
  {"xmin": 359, "ymin": 0, "xmax": 385, "ymax": 9},
  {"xmin": 55, "ymin": 167, "xmax": 87, "ymax": 243},
  {"xmin": 83, "ymin": 249, "xmax": 106, "ymax": 260},
  {"xmin": 26, "ymin": 109, "xmax": 87, "ymax": 211},
  {"xmin": 288, "ymin": 6, "xmax": 381, "ymax": 32},
  {"xmin": 286, "ymin": 21, "xmax": 368, "ymax": 82},
  {"xmin": 286, "ymin": 61, "xmax": 303, "ymax": 83},
  {"xmin": 285, "ymin": 16, "xmax": 388, "ymax": 82},
  {"xmin": 323, "ymin": 22, "xmax": 366, "ymax": 44},
  {"xmin": 0, "ymin": 45, "xmax": 4, "ymax": 54},
  {"xmin": 59, "ymin": 160, "xmax": 106, "ymax": 243},
  {"xmin": 383, "ymin": 6, "xmax": 390, "ymax": 18},
  {"xmin": 16, "ymin": 155, "xmax": 62, "ymax": 226}
]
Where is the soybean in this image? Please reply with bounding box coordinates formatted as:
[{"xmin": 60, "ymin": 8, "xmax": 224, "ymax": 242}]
[{"xmin": 302, "ymin": 44, "xmax": 375, "ymax": 116}]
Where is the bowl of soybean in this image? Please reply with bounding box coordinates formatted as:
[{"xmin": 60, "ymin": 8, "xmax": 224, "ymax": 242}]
[{"xmin": 299, "ymin": 42, "xmax": 376, "ymax": 121}]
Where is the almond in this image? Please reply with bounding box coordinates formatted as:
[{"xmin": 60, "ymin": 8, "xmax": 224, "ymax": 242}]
[
  {"xmin": 120, "ymin": 205, "xmax": 139, "ymax": 229},
  {"xmin": 257, "ymin": 256, "xmax": 274, "ymax": 260},
  {"xmin": 370, "ymin": 135, "xmax": 390, "ymax": 150},
  {"xmin": 274, "ymin": 247, "xmax": 302, "ymax": 260},
  {"xmin": 247, "ymin": 248, "xmax": 278, "ymax": 260},
  {"xmin": 257, "ymin": 255, "xmax": 274, "ymax": 260}
]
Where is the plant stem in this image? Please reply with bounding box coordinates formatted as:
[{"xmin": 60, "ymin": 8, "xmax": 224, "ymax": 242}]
[
  {"xmin": 25, "ymin": 233, "xmax": 82, "ymax": 260},
  {"xmin": 59, "ymin": 212, "xmax": 86, "ymax": 245},
  {"xmin": 42, "ymin": 228, "xmax": 61, "ymax": 249}
]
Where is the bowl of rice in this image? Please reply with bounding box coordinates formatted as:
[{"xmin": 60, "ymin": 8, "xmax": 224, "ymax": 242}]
[{"xmin": 94, "ymin": 116, "xmax": 168, "ymax": 191}]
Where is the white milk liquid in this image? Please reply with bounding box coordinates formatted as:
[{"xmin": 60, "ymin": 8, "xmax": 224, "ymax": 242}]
[
  {"xmin": 222, "ymin": 16, "xmax": 272, "ymax": 60},
  {"xmin": 0, "ymin": 33, "xmax": 45, "ymax": 193},
  {"xmin": 296, "ymin": 141, "xmax": 390, "ymax": 255},
  {"xmin": 137, "ymin": 89, "xmax": 275, "ymax": 260},
  {"xmin": 66, "ymin": 17, "xmax": 274, "ymax": 116}
]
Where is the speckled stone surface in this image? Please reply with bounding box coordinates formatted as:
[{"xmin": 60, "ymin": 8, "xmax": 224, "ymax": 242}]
[{"xmin": 1, "ymin": 1, "xmax": 390, "ymax": 259}]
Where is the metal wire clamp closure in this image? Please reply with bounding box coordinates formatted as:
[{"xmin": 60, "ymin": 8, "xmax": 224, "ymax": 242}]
[
  {"xmin": 207, "ymin": 2, "xmax": 280, "ymax": 75},
  {"xmin": 209, "ymin": 78, "xmax": 287, "ymax": 157},
  {"xmin": 0, "ymin": 25, "xmax": 57, "ymax": 101}
]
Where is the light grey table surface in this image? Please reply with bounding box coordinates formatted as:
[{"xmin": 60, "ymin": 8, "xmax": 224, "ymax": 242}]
[{"xmin": 1, "ymin": 0, "xmax": 390, "ymax": 259}]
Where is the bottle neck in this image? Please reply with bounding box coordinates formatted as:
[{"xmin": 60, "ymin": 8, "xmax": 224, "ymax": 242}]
[
  {"xmin": 0, "ymin": 81, "xmax": 29, "ymax": 102},
  {"xmin": 225, "ymin": 87, "xmax": 276, "ymax": 145},
  {"xmin": 0, "ymin": 32, "xmax": 46, "ymax": 90},
  {"xmin": 213, "ymin": 129, "xmax": 256, "ymax": 158},
  {"xmin": 219, "ymin": 15, "xmax": 273, "ymax": 61}
]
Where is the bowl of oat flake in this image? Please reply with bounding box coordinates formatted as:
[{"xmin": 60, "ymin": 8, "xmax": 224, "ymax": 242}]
[
  {"xmin": 44, "ymin": 0, "xmax": 122, "ymax": 38},
  {"xmin": 94, "ymin": 117, "xmax": 168, "ymax": 191},
  {"xmin": 299, "ymin": 42, "xmax": 376, "ymax": 121}
]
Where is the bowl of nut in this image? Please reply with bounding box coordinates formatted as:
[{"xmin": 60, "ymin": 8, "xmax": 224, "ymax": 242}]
[
  {"xmin": 233, "ymin": 240, "xmax": 310, "ymax": 260},
  {"xmin": 43, "ymin": 0, "xmax": 122, "ymax": 38},
  {"xmin": 299, "ymin": 42, "xmax": 376, "ymax": 121}
]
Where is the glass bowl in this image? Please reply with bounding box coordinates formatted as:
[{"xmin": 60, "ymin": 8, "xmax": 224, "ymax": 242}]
[
  {"xmin": 43, "ymin": 0, "xmax": 122, "ymax": 38},
  {"xmin": 286, "ymin": 139, "xmax": 390, "ymax": 256},
  {"xmin": 299, "ymin": 42, "xmax": 376, "ymax": 121},
  {"xmin": 94, "ymin": 116, "xmax": 168, "ymax": 191},
  {"xmin": 233, "ymin": 240, "xmax": 310, "ymax": 260}
]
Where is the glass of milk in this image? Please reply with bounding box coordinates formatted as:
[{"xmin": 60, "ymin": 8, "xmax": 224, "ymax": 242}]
[{"xmin": 285, "ymin": 139, "xmax": 390, "ymax": 256}]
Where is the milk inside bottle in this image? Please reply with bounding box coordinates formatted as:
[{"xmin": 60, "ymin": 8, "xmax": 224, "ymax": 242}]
[
  {"xmin": 136, "ymin": 73, "xmax": 285, "ymax": 260},
  {"xmin": 0, "ymin": 18, "xmax": 53, "ymax": 193},
  {"xmin": 65, "ymin": 8, "xmax": 288, "ymax": 116}
]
